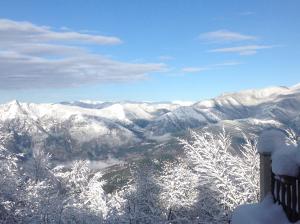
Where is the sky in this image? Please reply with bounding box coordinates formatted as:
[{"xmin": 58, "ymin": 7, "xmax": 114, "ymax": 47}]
[{"xmin": 0, "ymin": 0, "xmax": 299, "ymax": 103}]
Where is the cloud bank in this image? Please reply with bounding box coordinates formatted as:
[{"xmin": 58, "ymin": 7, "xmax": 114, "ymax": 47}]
[{"xmin": 0, "ymin": 19, "xmax": 165, "ymax": 89}]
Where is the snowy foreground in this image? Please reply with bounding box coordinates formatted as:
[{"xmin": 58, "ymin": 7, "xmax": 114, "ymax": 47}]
[
  {"xmin": 232, "ymin": 195, "xmax": 291, "ymax": 224},
  {"xmin": 233, "ymin": 129, "xmax": 300, "ymax": 224}
]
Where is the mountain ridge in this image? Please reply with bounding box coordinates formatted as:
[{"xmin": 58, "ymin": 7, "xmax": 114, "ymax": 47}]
[{"xmin": 1, "ymin": 83, "xmax": 300, "ymax": 161}]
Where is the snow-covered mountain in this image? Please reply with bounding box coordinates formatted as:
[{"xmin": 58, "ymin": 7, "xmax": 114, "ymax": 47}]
[
  {"xmin": 1, "ymin": 83, "xmax": 300, "ymax": 161},
  {"xmin": 0, "ymin": 100, "xmax": 184, "ymax": 160},
  {"xmin": 147, "ymin": 84, "xmax": 300, "ymax": 135},
  {"xmin": 0, "ymin": 100, "xmax": 182, "ymax": 123}
]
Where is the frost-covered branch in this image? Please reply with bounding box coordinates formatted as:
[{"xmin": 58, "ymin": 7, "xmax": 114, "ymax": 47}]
[{"xmin": 179, "ymin": 128, "xmax": 260, "ymax": 222}]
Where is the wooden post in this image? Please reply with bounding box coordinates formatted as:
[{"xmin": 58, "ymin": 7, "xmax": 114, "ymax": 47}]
[{"xmin": 260, "ymin": 152, "xmax": 272, "ymax": 201}]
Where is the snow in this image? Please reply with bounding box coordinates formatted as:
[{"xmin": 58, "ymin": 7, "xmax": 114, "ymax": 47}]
[
  {"xmin": 0, "ymin": 100, "xmax": 23, "ymax": 120},
  {"xmin": 0, "ymin": 100, "xmax": 185, "ymax": 124},
  {"xmin": 0, "ymin": 101, "xmax": 132, "ymax": 122},
  {"xmin": 155, "ymin": 106, "xmax": 207, "ymax": 125},
  {"xmin": 171, "ymin": 100, "xmax": 195, "ymax": 106},
  {"xmin": 62, "ymin": 157, "xmax": 123, "ymax": 170},
  {"xmin": 247, "ymin": 118, "xmax": 282, "ymax": 127},
  {"xmin": 257, "ymin": 129, "xmax": 292, "ymax": 154},
  {"xmin": 232, "ymin": 194, "xmax": 291, "ymax": 224},
  {"xmin": 96, "ymin": 103, "xmax": 127, "ymax": 121},
  {"xmin": 220, "ymin": 86, "xmax": 290, "ymax": 106},
  {"xmin": 272, "ymin": 146, "xmax": 300, "ymax": 176},
  {"xmin": 195, "ymin": 99, "xmax": 216, "ymax": 108},
  {"xmin": 194, "ymin": 85, "xmax": 298, "ymax": 117},
  {"xmin": 233, "ymin": 127, "xmax": 300, "ymax": 223},
  {"xmin": 78, "ymin": 100, "xmax": 104, "ymax": 104},
  {"xmin": 257, "ymin": 129, "xmax": 300, "ymax": 176},
  {"xmin": 2, "ymin": 83, "xmax": 300, "ymax": 140}
]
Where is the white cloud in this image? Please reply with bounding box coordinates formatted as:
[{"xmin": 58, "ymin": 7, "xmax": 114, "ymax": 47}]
[
  {"xmin": 0, "ymin": 19, "xmax": 165, "ymax": 89},
  {"xmin": 212, "ymin": 61, "xmax": 242, "ymax": 66},
  {"xmin": 0, "ymin": 19, "xmax": 122, "ymax": 45},
  {"xmin": 181, "ymin": 61, "xmax": 241, "ymax": 74},
  {"xmin": 181, "ymin": 67, "xmax": 207, "ymax": 73},
  {"xmin": 199, "ymin": 30, "xmax": 257, "ymax": 43},
  {"xmin": 209, "ymin": 45, "xmax": 274, "ymax": 55},
  {"xmin": 200, "ymin": 29, "xmax": 275, "ymax": 56}
]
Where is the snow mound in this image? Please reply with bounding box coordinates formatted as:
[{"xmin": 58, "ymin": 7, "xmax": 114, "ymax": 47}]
[
  {"xmin": 272, "ymin": 147, "xmax": 300, "ymax": 176},
  {"xmin": 232, "ymin": 195, "xmax": 290, "ymax": 224},
  {"xmin": 257, "ymin": 129, "xmax": 300, "ymax": 176},
  {"xmin": 257, "ymin": 129, "xmax": 292, "ymax": 154}
]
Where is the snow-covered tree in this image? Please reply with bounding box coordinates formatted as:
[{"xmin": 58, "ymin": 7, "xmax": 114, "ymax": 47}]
[
  {"xmin": 55, "ymin": 160, "xmax": 107, "ymax": 223},
  {"xmin": 0, "ymin": 125, "xmax": 261, "ymax": 224},
  {"xmin": 31, "ymin": 141, "xmax": 52, "ymax": 183},
  {"xmin": 105, "ymin": 165, "xmax": 164, "ymax": 223},
  {"xmin": 157, "ymin": 161, "xmax": 199, "ymax": 222},
  {"xmin": 0, "ymin": 142, "xmax": 20, "ymax": 223},
  {"xmin": 179, "ymin": 128, "xmax": 260, "ymax": 222}
]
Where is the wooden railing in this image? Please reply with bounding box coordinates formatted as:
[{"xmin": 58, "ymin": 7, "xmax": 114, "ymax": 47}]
[{"xmin": 271, "ymin": 172, "xmax": 300, "ymax": 222}]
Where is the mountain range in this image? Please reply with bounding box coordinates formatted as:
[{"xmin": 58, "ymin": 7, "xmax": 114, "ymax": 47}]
[{"xmin": 1, "ymin": 83, "xmax": 300, "ymax": 163}]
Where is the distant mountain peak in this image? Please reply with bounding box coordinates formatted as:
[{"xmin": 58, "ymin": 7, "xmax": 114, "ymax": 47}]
[{"xmin": 7, "ymin": 99, "xmax": 20, "ymax": 106}]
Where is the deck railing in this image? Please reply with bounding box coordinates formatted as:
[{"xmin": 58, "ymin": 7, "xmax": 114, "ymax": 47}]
[{"xmin": 271, "ymin": 172, "xmax": 300, "ymax": 222}]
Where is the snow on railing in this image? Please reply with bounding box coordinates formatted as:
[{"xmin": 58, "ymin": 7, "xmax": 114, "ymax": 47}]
[{"xmin": 271, "ymin": 172, "xmax": 300, "ymax": 223}]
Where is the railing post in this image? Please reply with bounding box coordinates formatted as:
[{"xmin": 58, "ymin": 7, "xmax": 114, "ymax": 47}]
[{"xmin": 259, "ymin": 152, "xmax": 272, "ymax": 201}]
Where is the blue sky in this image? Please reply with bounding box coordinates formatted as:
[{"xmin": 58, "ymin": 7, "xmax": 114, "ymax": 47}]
[{"xmin": 0, "ymin": 0, "xmax": 299, "ymax": 103}]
